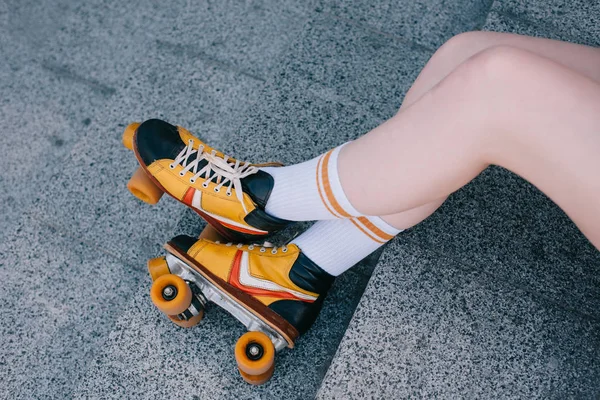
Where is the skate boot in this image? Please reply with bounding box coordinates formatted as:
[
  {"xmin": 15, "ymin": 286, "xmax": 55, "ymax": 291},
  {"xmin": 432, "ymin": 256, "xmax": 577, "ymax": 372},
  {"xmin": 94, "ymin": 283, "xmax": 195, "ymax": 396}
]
[
  {"xmin": 122, "ymin": 119, "xmax": 292, "ymax": 241},
  {"xmin": 147, "ymin": 234, "xmax": 335, "ymax": 384}
]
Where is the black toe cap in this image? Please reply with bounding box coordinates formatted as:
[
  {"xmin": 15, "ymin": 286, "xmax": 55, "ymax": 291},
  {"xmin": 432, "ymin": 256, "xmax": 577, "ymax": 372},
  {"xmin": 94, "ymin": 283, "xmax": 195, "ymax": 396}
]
[
  {"xmin": 135, "ymin": 119, "xmax": 185, "ymax": 166},
  {"xmin": 169, "ymin": 235, "xmax": 198, "ymax": 253}
]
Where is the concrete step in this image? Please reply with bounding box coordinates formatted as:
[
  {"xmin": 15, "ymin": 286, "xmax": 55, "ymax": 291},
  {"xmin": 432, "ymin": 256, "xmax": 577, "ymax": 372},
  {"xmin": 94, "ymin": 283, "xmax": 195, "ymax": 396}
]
[
  {"xmin": 316, "ymin": 5, "xmax": 600, "ymax": 398},
  {"xmin": 316, "ymin": 238, "xmax": 600, "ymax": 399}
]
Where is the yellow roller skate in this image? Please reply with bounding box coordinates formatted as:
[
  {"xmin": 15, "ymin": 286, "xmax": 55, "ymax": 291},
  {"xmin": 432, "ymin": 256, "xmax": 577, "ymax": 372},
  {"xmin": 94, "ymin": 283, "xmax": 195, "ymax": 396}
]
[
  {"xmin": 123, "ymin": 119, "xmax": 292, "ymax": 241},
  {"xmin": 147, "ymin": 234, "xmax": 335, "ymax": 385}
]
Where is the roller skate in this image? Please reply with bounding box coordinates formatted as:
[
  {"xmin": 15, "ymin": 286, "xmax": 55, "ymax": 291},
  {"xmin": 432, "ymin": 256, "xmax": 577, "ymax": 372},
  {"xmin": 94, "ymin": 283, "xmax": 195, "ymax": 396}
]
[
  {"xmin": 147, "ymin": 233, "xmax": 335, "ymax": 385},
  {"xmin": 122, "ymin": 119, "xmax": 292, "ymax": 241}
]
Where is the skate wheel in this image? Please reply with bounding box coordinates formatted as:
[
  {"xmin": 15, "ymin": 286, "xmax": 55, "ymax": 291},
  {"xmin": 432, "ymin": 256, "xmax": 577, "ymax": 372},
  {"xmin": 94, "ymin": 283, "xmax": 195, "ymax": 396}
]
[
  {"xmin": 168, "ymin": 309, "xmax": 204, "ymax": 328},
  {"xmin": 150, "ymin": 274, "xmax": 192, "ymax": 315},
  {"xmin": 122, "ymin": 122, "xmax": 140, "ymax": 151},
  {"xmin": 239, "ymin": 364, "xmax": 274, "ymax": 385},
  {"xmin": 127, "ymin": 166, "xmax": 164, "ymax": 205},
  {"xmin": 235, "ymin": 332, "xmax": 275, "ymax": 378},
  {"xmin": 147, "ymin": 257, "xmax": 170, "ymax": 281}
]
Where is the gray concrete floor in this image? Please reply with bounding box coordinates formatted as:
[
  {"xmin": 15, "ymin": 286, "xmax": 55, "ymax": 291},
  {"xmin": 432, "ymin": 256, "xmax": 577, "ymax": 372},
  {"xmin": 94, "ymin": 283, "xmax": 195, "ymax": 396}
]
[{"xmin": 0, "ymin": 1, "xmax": 599, "ymax": 399}]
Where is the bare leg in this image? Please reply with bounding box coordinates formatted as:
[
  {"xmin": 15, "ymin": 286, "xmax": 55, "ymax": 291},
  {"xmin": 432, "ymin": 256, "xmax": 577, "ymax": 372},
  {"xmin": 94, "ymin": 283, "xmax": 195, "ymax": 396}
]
[
  {"xmin": 403, "ymin": 31, "xmax": 600, "ymax": 107},
  {"xmin": 339, "ymin": 46, "xmax": 600, "ymax": 249},
  {"xmin": 372, "ymin": 32, "xmax": 600, "ymax": 232}
]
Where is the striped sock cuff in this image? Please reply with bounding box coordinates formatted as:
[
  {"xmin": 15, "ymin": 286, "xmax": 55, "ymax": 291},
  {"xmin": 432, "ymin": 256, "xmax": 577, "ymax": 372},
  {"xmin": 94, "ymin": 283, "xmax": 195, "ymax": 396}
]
[
  {"xmin": 350, "ymin": 216, "xmax": 402, "ymax": 244},
  {"xmin": 316, "ymin": 143, "xmax": 363, "ymax": 218},
  {"xmin": 291, "ymin": 216, "xmax": 402, "ymax": 276}
]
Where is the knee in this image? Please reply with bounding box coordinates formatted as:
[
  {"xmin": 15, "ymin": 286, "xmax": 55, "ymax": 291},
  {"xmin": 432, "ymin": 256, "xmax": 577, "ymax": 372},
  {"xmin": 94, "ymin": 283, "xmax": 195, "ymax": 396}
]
[
  {"xmin": 430, "ymin": 31, "xmax": 491, "ymax": 65},
  {"xmin": 438, "ymin": 31, "xmax": 487, "ymax": 53},
  {"xmin": 452, "ymin": 45, "xmax": 540, "ymax": 91},
  {"xmin": 429, "ymin": 32, "xmax": 537, "ymax": 80}
]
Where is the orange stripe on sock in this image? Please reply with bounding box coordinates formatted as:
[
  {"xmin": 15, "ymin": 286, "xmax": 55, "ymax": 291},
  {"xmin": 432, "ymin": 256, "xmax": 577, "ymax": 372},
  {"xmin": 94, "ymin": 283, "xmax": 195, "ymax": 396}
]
[
  {"xmin": 357, "ymin": 217, "xmax": 394, "ymax": 241},
  {"xmin": 321, "ymin": 150, "xmax": 352, "ymax": 218},
  {"xmin": 316, "ymin": 155, "xmax": 340, "ymax": 218},
  {"xmin": 350, "ymin": 218, "xmax": 386, "ymax": 244}
]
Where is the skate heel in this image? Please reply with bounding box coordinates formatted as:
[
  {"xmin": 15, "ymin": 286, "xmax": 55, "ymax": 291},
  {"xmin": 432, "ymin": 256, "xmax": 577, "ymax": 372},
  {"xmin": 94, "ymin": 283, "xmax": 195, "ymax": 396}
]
[{"xmin": 127, "ymin": 167, "xmax": 164, "ymax": 204}]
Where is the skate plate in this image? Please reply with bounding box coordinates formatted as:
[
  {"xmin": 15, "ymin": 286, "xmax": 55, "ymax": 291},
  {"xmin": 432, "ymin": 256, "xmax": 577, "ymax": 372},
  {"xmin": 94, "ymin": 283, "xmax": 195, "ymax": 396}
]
[{"xmin": 163, "ymin": 250, "xmax": 290, "ymax": 352}]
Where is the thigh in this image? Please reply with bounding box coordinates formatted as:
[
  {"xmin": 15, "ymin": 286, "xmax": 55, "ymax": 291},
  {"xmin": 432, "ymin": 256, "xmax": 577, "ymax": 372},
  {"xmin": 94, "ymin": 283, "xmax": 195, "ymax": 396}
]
[
  {"xmin": 388, "ymin": 32, "xmax": 600, "ymax": 229},
  {"xmin": 403, "ymin": 31, "xmax": 600, "ymax": 110},
  {"xmin": 343, "ymin": 47, "xmax": 600, "ymax": 249}
]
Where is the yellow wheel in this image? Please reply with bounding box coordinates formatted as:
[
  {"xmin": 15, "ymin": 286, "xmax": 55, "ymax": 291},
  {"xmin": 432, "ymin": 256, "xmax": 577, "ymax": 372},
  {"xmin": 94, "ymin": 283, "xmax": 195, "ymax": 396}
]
[
  {"xmin": 147, "ymin": 257, "xmax": 170, "ymax": 281},
  {"xmin": 235, "ymin": 332, "xmax": 275, "ymax": 380},
  {"xmin": 127, "ymin": 166, "xmax": 164, "ymax": 205},
  {"xmin": 168, "ymin": 310, "xmax": 204, "ymax": 328},
  {"xmin": 150, "ymin": 274, "xmax": 192, "ymax": 315},
  {"xmin": 122, "ymin": 122, "xmax": 140, "ymax": 151},
  {"xmin": 239, "ymin": 364, "xmax": 274, "ymax": 385}
]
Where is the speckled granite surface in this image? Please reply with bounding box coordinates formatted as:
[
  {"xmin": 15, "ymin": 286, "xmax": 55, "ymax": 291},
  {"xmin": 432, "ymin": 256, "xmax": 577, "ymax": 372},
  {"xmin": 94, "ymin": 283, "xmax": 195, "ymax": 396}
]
[
  {"xmin": 0, "ymin": 0, "xmax": 598, "ymax": 398},
  {"xmin": 317, "ymin": 239, "xmax": 600, "ymax": 399}
]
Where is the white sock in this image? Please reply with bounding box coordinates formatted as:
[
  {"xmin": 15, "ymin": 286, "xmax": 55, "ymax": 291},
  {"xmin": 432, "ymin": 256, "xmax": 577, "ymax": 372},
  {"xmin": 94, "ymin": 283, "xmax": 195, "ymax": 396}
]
[
  {"xmin": 262, "ymin": 143, "xmax": 362, "ymax": 221},
  {"xmin": 291, "ymin": 216, "xmax": 402, "ymax": 276}
]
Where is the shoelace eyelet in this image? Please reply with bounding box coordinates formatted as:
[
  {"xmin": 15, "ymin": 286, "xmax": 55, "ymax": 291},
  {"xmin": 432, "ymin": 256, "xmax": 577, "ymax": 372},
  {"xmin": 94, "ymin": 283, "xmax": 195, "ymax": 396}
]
[
  {"xmin": 271, "ymin": 249, "xmax": 277, "ymax": 254},
  {"xmin": 282, "ymin": 247, "xmax": 288, "ymax": 253},
  {"xmin": 190, "ymin": 179, "xmax": 196, "ymax": 184},
  {"xmin": 179, "ymin": 172, "xmax": 185, "ymax": 177},
  {"xmin": 226, "ymin": 242, "xmax": 232, "ymax": 247},
  {"xmin": 214, "ymin": 188, "xmax": 220, "ymax": 193},
  {"xmin": 248, "ymin": 245, "xmax": 255, "ymax": 250},
  {"xmin": 260, "ymin": 248, "xmax": 266, "ymax": 253},
  {"xmin": 171, "ymin": 139, "xmax": 259, "ymax": 214},
  {"xmin": 236, "ymin": 243, "xmax": 243, "ymax": 248}
]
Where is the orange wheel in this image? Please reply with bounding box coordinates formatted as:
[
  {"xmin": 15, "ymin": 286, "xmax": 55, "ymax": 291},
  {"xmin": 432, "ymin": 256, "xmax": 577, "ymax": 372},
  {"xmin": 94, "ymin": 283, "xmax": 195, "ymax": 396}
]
[
  {"xmin": 239, "ymin": 364, "xmax": 274, "ymax": 385},
  {"xmin": 127, "ymin": 166, "xmax": 164, "ymax": 205},
  {"xmin": 234, "ymin": 332, "xmax": 275, "ymax": 376},
  {"xmin": 168, "ymin": 309, "xmax": 204, "ymax": 328},
  {"xmin": 147, "ymin": 257, "xmax": 170, "ymax": 281},
  {"xmin": 150, "ymin": 274, "xmax": 192, "ymax": 315},
  {"xmin": 122, "ymin": 122, "xmax": 140, "ymax": 151}
]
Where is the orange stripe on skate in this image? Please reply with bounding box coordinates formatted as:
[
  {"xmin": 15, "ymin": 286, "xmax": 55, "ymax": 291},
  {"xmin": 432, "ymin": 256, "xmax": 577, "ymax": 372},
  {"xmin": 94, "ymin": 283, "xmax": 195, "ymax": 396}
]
[
  {"xmin": 182, "ymin": 187, "xmax": 195, "ymax": 206},
  {"xmin": 228, "ymin": 250, "xmax": 314, "ymax": 302},
  {"xmin": 321, "ymin": 150, "xmax": 352, "ymax": 218},
  {"xmin": 219, "ymin": 221, "xmax": 267, "ymax": 235}
]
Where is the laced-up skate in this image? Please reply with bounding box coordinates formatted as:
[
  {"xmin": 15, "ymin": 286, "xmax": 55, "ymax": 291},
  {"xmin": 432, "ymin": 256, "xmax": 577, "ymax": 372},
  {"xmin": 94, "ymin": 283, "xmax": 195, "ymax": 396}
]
[
  {"xmin": 122, "ymin": 119, "xmax": 292, "ymax": 241},
  {"xmin": 147, "ymin": 235, "xmax": 335, "ymax": 384}
]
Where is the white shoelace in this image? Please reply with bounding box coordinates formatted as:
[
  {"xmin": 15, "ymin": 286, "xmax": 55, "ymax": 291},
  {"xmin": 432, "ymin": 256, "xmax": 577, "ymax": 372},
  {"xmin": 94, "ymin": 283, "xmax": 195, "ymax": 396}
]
[
  {"xmin": 216, "ymin": 241, "xmax": 289, "ymax": 254},
  {"xmin": 170, "ymin": 139, "xmax": 258, "ymax": 213}
]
